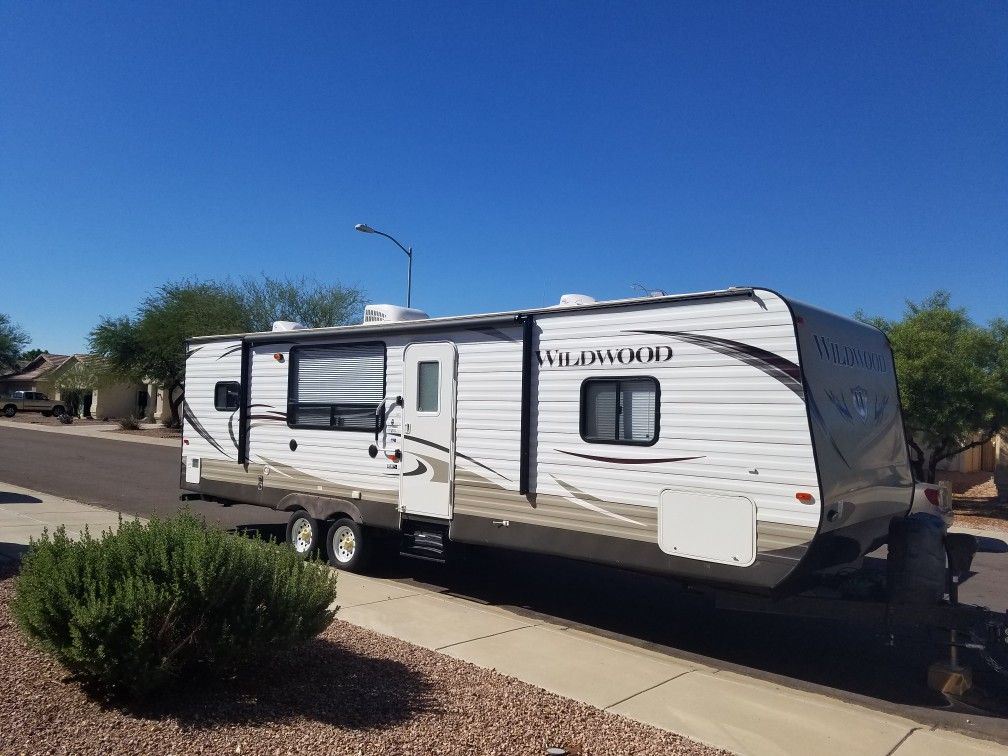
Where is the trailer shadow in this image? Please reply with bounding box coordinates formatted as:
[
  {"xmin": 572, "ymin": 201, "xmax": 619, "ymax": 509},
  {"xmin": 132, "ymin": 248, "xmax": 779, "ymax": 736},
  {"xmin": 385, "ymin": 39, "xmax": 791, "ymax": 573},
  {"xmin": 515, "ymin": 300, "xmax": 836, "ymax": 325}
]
[
  {"xmin": 371, "ymin": 546, "xmax": 1008, "ymax": 719},
  {"xmin": 227, "ymin": 521, "xmax": 1008, "ymax": 724},
  {"xmin": 0, "ymin": 491, "xmax": 43, "ymax": 504}
]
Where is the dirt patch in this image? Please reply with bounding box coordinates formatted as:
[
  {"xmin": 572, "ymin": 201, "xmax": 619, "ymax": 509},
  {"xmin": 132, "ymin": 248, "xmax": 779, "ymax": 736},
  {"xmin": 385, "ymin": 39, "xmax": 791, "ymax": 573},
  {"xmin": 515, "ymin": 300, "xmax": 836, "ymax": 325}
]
[
  {"xmin": 0, "ymin": 414, "xmax": 105, "ymax": 427},
  {"xmin": 937, "ymin": 473, "xmax": 1008, "ymax": 533},
  {"xmin": 0, "ymin": 564, "xmax": 721, "ymax": 756},
  {"xmin": 112, "ymin": 427, "xmax": 181, "ymax": 439}
]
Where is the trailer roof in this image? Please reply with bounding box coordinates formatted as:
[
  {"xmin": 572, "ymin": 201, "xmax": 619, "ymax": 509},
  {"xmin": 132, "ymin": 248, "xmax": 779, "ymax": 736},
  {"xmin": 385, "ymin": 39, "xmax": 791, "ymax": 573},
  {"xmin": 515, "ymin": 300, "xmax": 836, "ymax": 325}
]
[{"xmin": 187, "ymin": 286, "xmax": 760, "ymax": 344}]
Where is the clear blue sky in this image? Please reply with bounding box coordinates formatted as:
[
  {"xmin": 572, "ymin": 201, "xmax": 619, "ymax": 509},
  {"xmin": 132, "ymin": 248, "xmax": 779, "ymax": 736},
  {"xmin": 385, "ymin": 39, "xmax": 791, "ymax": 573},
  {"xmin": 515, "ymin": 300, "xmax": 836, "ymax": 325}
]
[{"xmin": 2, "ymin": 2, "xmax": 1005, "ymax": 355}]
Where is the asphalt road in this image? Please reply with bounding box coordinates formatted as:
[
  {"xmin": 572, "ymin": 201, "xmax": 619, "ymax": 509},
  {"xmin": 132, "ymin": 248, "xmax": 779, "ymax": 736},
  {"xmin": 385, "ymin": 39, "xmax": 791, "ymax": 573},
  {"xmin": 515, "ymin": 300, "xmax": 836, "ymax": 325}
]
[{"xmin": 1, "ymin": 424, "xmax": 1007, "ymax": 741}]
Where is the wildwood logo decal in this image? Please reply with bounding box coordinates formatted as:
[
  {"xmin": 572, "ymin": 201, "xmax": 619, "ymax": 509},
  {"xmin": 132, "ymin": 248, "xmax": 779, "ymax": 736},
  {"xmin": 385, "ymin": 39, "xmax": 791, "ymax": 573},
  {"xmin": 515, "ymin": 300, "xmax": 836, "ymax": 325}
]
[
  {"xmin": 811, "ymin": 334, "xmax": 888, "ymax": 374},
  {"xmin": 537, "ymin": 345, "xmax": 673, "ymax": 368}
]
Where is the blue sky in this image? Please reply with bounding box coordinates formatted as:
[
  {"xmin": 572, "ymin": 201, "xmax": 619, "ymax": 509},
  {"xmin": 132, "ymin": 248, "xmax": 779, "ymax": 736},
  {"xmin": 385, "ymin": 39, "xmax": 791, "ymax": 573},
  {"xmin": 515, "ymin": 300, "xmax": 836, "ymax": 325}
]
[{"xmin": 2, "ymin": 2, "xmax": 1005, "ymax": 354}]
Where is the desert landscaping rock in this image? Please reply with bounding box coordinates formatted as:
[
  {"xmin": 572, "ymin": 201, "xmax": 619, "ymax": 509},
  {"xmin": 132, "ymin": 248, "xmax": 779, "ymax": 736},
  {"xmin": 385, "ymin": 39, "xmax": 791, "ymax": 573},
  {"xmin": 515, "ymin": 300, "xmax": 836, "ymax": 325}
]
[{"xmin": 0, "ymin": 565, "xmax": 725, "ymax": 756}]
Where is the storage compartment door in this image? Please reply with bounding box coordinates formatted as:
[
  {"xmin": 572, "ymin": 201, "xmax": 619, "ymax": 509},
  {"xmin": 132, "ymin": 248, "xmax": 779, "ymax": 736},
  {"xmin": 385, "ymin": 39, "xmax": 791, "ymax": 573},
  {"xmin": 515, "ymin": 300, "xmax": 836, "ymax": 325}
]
[{"xmin": 658, "ymin": 490, "xmax": 756, "ymax": 566}]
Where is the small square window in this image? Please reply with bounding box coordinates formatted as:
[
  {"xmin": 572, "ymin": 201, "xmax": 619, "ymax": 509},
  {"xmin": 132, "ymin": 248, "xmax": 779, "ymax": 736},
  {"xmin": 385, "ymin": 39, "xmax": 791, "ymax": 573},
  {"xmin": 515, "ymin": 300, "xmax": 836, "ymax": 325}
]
[
  {"xmin": 580, "ymin": 377, "xmax": 659, "ymax": 445},
  {"xmin": 417, "ymin": 361, "xmax": 439, "ymax": 412},
  {"xmin": 214, "ymin": 381, "xmax": 240, "ymax": 411}
]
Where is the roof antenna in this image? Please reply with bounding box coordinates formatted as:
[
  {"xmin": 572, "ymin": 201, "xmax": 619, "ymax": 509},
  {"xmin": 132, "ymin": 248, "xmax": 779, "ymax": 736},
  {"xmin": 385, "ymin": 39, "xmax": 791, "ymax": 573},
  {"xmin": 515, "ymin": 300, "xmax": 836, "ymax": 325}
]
[{"xmin": 631, "ymin": 282, "xmax": 667, "ymax": 298}]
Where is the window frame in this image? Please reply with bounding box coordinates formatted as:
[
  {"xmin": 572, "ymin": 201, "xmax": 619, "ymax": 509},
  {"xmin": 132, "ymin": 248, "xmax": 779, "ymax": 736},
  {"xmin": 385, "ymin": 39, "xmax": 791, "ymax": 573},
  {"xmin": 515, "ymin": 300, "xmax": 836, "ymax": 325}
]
[
  {"xmin": 286, "ymin": 341, "xmax": 387, "ymax": 433},
  {"xmin": 214, "ymin": 381, "xmax": 241, "ymax": 412},
  {"xmin": 579, "ymin": 375, "xmax": 661, "ymax": 447}
]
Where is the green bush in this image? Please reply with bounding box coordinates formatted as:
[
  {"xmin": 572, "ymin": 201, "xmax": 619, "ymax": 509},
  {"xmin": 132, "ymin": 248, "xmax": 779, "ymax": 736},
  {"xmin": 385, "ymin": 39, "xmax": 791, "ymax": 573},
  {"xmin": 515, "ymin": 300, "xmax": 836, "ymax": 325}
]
[{"xmin": 12, "ymin": 513, "xmax": 337, "ymax": 698}]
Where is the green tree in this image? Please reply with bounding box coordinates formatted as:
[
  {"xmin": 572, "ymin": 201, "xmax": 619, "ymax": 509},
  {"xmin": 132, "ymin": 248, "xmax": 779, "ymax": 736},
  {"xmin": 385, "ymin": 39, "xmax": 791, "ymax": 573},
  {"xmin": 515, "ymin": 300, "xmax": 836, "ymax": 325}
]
[
  {"xmin": 19, "ymin": 348, "xmax": 48, "ymax": 361},
  {"xmin": 857, "ymin": 292, "xmax": 1008, "ymax": 482},
  {"xmin": 0, "ymin": 313, "xmax": 29, "ymax": 371},
  {"xmin": 89, "ymin": 282, "xmax": 248, "ymax": 427},
  {"xmin": 88, "ymin": 277, "xmax": 364, "ymax": 427},
  {"xmin": 238, "ymin": 275, "xmax": 365, "ymax": 331}
]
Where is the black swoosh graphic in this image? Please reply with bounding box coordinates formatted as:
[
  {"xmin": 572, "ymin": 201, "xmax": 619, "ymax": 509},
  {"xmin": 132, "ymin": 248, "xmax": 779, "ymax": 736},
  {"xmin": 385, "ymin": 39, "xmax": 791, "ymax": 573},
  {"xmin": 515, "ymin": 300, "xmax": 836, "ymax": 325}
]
[
  {"xmin": 404, "ymin": 434, "xmax": 511, "ymax": 481},
  {"xmin": 628, "ymin": 329, "xmax": 804, "ymax": 400},
  {"xmin": 183, "ymin": 400, "xmax": 232, "ymax": 459},
  {"xmin": 402, "ymin": 460, "xmax": 428, "ymax": 477},
  {"xmin": 216, "ymin": 344, "xmax": 244, "ymax": 360},
  {"xmin": 557, "ymin": 449, "xmax": 704, "ymax": 465},
  {"xmin": 228, "ymin": 411, "xmax": 238, "ymax": 450}
]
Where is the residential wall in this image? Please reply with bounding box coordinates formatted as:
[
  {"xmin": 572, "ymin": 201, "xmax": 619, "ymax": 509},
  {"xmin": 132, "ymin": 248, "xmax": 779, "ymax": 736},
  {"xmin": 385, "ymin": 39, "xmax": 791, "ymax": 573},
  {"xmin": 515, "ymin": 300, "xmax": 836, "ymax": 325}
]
[{"xmin": 92, "ymin": 383, "xmax": 146, "ymax": 420}]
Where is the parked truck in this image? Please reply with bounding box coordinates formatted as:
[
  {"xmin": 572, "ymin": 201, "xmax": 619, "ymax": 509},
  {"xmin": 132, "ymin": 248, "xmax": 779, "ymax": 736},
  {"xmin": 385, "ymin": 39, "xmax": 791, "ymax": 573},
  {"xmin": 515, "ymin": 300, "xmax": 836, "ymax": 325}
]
[{"xmin": 1, "ymin": 391, "xmax": 66, "ymax": 418}]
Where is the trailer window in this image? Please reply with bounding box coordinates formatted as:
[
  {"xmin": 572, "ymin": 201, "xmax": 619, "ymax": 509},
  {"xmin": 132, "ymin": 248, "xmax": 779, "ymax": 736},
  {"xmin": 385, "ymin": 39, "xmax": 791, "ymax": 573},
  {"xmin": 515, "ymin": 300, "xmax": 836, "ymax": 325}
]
[
  {"xmin": 288, "ymin": 342, "xmax": 386, "ymax": 431},
  {"xmin": 580, "ymin": 377, "xmax": 659, "ymax": 445},
  {"xmin": 214, "ymin": 381, "xmax": 241, "ymax": 411}
]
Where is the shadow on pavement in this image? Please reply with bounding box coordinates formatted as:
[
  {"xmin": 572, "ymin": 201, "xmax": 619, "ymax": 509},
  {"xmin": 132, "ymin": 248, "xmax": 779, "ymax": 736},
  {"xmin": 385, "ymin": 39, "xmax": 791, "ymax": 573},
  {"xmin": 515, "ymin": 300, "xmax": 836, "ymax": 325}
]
[
  {"xmin": 0, "ymin": 492, "xmax": 42, "ymax": 505},
  {"xmin": 976, "ymin": 536, "xmax": 1008, "ymax": 554}
]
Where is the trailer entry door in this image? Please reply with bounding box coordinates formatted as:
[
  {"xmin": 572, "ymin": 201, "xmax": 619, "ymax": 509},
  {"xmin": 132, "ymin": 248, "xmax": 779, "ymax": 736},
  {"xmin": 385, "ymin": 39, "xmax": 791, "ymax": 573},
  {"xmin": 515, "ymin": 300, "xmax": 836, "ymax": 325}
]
[{"xmin": 400, "ymin": 342, "xmax": 457, "ymax": 520}]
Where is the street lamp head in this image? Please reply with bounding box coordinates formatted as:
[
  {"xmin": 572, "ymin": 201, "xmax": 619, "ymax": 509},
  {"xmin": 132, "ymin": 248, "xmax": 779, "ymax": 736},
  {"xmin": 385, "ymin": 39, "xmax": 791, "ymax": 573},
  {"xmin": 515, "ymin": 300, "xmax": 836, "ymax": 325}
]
[{"xmin": 354, "ymin": 223, "xmax": 376, "ymax": 234}]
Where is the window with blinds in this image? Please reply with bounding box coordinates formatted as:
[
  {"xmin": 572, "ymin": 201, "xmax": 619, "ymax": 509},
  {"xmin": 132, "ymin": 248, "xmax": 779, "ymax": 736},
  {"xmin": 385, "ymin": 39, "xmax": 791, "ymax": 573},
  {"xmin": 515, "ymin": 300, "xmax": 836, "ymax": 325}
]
[
  {"xmin": 288, "ymin": 342, "xmax": 386, "ymax": 431},
  {"xmin": 580, "ymin": 377, "xmax": 659, "ymax": 445}
]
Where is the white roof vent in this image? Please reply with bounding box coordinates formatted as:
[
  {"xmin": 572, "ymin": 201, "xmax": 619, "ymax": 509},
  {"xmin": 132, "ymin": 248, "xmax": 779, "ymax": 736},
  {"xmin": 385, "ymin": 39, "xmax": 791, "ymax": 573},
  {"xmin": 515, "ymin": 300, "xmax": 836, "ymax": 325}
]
[
  {"xmin": 271, "ymin": 320, "xmax": 306, "ymax": 332},
  {"xmin": 557, "ymin": 293, "xmax": 596, "ymax": 307},
  {"xmin": 362, "ymin": 304, "xmax": 430, "ymax": 324}
]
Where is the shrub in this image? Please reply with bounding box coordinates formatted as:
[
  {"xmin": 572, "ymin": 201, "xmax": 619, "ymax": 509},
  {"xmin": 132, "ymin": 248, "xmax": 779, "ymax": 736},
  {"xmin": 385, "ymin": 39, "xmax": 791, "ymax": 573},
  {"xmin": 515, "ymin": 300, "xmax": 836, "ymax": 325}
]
[
  {"xmin": 58, "ymin": 413, "xmax": 73, "ymax": 425},
  {"xmin": 12, "ymin": 513, "xmax": 337, "ymax": 698},
  {"xmin": 117, "ymin": 414, "xmax": 142, "ymax": 430}
]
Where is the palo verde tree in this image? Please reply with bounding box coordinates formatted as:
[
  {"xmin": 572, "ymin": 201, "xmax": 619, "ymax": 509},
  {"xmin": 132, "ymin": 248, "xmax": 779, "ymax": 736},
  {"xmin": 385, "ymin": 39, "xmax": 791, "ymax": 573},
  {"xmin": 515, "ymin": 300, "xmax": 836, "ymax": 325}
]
[
  {"xmin": 239, "ymin": 275, "xmax": 365, "ymax": 331},
  {"xmin": 857, "ymin": 291, "xmax": 1008, "ymax": 483},
  {"xmin": 0, "ymin": 313, "xmax": 29, "ymax": 371},
  {"xmin": 88, "ymin": 277, "xmax": 364, "ymax": 427}
]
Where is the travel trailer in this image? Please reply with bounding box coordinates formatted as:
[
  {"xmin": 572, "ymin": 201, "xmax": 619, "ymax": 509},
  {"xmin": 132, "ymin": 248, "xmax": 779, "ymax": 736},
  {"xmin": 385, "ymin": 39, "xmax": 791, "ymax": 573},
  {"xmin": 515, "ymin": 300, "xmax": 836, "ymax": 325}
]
[{"xmin": 179, "ymin": 287, "xmax": 921, "ymax": 595}]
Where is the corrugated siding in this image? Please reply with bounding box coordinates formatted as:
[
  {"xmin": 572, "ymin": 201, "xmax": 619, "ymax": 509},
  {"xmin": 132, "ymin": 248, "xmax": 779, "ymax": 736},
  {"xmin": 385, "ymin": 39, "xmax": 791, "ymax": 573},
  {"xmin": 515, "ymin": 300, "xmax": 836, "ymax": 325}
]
[{"xmin": 181, "ymin": 340, "xmax": 243, "ymax": 461}]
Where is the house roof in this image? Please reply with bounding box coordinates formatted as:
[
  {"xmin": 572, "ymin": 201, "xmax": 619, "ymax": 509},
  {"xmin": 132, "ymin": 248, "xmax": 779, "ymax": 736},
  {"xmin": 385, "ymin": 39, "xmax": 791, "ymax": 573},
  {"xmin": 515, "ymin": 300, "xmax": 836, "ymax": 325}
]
[{"xmin": 0, "ymin": 353, "xmax": 73, "ymax": 381}]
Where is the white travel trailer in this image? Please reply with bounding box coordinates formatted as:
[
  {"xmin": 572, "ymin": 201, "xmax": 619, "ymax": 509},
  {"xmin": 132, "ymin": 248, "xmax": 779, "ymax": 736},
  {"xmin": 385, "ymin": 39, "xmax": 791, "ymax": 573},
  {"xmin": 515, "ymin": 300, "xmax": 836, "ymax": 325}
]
[{"xmin": 180, "ymin": 287, "xmax": 919, "ymax": 595}]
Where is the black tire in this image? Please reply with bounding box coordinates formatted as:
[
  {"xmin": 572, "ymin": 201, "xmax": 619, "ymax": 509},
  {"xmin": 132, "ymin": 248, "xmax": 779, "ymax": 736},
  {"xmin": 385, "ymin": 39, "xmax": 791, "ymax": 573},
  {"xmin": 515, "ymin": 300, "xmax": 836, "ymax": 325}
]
[
  {"xmin": 326, "ymin": 518, "xmax": 372, "ymax": 573},
  {"xmin": 285, "ymin": 509, "xmax": 322, "ymax": 559},
  {"xmin": 2, "ymin": 405, "xmax": 15, "ymax": 418},
  {"xmin": 51, "ymin": 405, "xmax": 65, "ymax": 418},
  {"xmin": 888, "ymin": 513, "xmax": 946, "ymax": 605}
]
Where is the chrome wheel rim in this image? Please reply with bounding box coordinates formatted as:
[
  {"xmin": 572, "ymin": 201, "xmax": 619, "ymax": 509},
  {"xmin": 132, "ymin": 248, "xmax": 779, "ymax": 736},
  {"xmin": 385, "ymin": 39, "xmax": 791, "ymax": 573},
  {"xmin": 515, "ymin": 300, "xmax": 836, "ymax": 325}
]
[
  {"xmin": 333, "ymin": 525, "xmax": 356, "ymax": 564},
  {"xmin": 291, "ymin": 517, "xmax": 314, "ymax": 553}
]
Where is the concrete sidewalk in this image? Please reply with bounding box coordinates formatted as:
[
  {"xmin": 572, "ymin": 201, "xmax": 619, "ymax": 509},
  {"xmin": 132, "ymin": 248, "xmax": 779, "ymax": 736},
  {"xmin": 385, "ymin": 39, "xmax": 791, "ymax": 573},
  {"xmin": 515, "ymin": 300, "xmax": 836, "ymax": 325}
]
[
  {"xmin": 0, "ymin": 419, "xmax": 178, "ymax": 447},
  {"xmin": 0, "ymin": 481, "xmax": 1003, "ymax": 755}
]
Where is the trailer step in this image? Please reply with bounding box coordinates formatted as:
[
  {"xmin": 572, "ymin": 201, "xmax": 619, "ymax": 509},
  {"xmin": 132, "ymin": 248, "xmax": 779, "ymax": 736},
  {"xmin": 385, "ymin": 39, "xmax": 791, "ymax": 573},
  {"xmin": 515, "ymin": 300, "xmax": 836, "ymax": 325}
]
[{"xmin": 400, "ymin": 522, "xmax": 448, "ymax": 563}]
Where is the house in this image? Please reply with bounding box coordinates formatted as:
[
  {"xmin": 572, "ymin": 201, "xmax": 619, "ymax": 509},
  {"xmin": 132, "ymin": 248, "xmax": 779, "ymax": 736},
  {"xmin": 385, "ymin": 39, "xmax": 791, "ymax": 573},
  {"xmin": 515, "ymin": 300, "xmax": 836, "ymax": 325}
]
[{"xmin": 0, "ymin": 354, "xmax": 149, "ymax": 419}]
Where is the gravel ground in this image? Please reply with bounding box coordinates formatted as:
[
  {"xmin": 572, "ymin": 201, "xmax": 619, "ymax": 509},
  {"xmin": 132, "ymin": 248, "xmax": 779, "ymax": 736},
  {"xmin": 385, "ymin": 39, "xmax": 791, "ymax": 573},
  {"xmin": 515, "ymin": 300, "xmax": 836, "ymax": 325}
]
[
  {"xmin": 939, "ymin": 473, "xmax": 1008, "ymax": 533},
  {"xmin": 0, "ymin": 565, "xmax": 723, "ymax": 756}
]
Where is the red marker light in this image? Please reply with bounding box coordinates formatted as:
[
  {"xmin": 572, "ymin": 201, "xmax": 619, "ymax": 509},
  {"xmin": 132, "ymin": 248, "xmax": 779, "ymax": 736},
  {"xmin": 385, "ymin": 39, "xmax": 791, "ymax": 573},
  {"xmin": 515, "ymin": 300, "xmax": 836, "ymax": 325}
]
[
  {"xmin": 924, "ymin": 488, "xmax": 940, "ymax": 506},
  {"xmin": 795, "ymin": 492, "xmax": 815, "ymax": 504}
]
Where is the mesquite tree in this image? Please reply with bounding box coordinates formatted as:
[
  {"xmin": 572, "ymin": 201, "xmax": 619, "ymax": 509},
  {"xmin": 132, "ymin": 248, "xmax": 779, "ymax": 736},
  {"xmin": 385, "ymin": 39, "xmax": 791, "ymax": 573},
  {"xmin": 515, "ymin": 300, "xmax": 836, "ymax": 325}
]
[{"xmin": 857, "ymin": 292, "xmax": 1008, "ymax": 482}]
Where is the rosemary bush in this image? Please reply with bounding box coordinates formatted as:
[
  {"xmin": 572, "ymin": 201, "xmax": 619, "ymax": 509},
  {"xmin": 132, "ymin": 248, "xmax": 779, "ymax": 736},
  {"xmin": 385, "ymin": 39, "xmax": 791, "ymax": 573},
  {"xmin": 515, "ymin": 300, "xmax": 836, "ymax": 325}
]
[{"xmin": 12, "ymin": 513, "xmax": 337, "ymax": 697}]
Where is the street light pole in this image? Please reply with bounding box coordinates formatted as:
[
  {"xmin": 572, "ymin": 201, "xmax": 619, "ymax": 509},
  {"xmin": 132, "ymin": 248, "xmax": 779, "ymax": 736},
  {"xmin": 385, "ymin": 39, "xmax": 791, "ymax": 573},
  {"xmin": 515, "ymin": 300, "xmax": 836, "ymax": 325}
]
[{"xmin": 355, "ymin": 223, "xmax": 414, "ymax": 308}]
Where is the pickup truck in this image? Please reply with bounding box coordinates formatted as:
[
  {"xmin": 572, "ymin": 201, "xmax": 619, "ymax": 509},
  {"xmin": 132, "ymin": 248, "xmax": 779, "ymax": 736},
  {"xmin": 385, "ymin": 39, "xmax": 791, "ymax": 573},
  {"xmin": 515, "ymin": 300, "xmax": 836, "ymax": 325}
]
[{"xmin": 1, "ymin": 391, "xmax": 67, "ymax": 418}]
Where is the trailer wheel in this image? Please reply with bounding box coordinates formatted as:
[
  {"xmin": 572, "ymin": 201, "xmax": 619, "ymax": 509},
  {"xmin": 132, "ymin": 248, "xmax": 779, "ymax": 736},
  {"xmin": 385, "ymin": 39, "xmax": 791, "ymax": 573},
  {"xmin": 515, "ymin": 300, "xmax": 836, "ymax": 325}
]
[
  {"xmin": 2, "ymin": 405, "xmax": 15, "ymax": 418},
  {"xmin": 326, "ymin": 518, "xmax": 371, "ymax": 573},
  {"xmin": 286, "ymin": 510, "xmax": 321, "ymax": 559},
  {"xmin": 888, "ymin": 513, "xmax": 946, "ymax": 605}
]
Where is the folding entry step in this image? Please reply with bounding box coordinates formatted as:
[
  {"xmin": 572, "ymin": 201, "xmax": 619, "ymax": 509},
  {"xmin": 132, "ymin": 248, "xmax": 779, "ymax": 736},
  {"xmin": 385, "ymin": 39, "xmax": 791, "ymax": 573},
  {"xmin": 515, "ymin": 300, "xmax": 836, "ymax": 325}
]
[{"xmin": 400, "ymin": 518, "xmax": 449, "ymax": 563}]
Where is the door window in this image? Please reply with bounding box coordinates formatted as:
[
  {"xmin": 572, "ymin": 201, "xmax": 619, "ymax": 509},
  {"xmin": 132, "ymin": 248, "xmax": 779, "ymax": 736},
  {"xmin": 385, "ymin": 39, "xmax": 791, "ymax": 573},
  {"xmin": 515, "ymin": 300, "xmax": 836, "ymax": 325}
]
[{"xmin": 416, "ymin": 361, "xmax": 440, "ymax": 413}]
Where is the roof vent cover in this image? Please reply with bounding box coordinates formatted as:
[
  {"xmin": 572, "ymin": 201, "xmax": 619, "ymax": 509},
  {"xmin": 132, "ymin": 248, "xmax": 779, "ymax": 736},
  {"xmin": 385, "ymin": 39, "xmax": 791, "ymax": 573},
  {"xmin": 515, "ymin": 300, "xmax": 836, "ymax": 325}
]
[
  {"xmin": 557, "ymin": 293, "xmax": 596, "ymax": 307},
  {"xmin": 362, "ymin": 304, "xmax": 430, "ymax": 324},
  {"xmin": 271, "ymin": 320, "xmax": 306, "ymax": 332}
]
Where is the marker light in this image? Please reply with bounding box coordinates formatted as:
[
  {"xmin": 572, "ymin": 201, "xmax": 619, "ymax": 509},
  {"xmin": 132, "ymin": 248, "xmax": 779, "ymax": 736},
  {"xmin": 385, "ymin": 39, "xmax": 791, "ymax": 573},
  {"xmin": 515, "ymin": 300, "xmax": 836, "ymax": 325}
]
[
  {"xmin": 274, "ymin": 353, "xmax": 284, "ymax": 362},
  {"xmin": 795, "ymin": 492, "xmax": 815, "ymax": 504}
]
